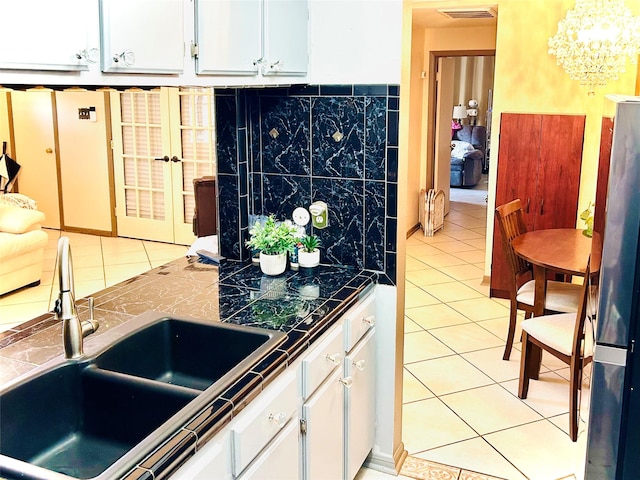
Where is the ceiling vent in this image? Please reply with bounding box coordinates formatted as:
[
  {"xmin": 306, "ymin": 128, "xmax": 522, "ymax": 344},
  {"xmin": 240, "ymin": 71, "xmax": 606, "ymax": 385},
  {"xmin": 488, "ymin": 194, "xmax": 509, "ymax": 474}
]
[{"xmin": 437, "ymin": 7, "xmax": 497, "ymax": 19}]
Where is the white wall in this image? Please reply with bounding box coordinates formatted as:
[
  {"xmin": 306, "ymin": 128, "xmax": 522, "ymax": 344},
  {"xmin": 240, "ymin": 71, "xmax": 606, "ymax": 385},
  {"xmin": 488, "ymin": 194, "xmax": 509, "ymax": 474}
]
[{"xmin": 0, "ymin": 0, "xmax": 402, "ymax": 88}]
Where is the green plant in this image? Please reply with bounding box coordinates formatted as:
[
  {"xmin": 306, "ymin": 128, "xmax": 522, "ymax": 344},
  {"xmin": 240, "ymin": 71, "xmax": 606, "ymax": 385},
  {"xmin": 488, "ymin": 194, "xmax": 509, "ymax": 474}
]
[
  {"xmin": 580, "ymin": 202, "xmax": 594, "ymax": 238},
  {"xmin": 299, "ymin": 234, "xmax": 321, "ymax": 253},
  {"xmin": 246, "ymin": 215, "xmax": 298, "ymax": 255}
]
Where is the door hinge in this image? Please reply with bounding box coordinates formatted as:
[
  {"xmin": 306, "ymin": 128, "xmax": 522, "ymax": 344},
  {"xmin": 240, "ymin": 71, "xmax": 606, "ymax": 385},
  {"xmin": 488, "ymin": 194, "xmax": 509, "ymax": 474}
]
[
  {"xmin": 110, "ymin": 139, "xmax": 114, "ymax": 150},
  {"xmin": 191, "ymin": 42, "xmax": 199, "ymax": 59},
  {"xmin": 299, "ymin": 418, "xmax": 307, "ymax": 435}
]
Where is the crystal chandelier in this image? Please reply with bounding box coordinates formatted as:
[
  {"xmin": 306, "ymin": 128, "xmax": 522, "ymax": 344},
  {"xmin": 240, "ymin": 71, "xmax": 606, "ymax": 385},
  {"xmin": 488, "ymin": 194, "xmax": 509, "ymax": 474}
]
[{"xmin": 548, "ymin": 0, "xmax": 640, "ymax": 95}]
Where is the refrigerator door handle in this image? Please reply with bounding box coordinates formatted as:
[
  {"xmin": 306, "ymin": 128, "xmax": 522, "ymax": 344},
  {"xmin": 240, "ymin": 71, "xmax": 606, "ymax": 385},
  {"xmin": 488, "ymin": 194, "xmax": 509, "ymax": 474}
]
[{"xmin": 594, "ymin": 344, "xmax": 627, "ymax": 367}]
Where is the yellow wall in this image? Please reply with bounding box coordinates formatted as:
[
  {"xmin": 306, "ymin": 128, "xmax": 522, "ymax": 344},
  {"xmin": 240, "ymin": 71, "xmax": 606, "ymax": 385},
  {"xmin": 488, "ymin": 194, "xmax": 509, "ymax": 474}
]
[{"xmin": 407, "ymin": 0, "xmax": 640, "ymax": 276}]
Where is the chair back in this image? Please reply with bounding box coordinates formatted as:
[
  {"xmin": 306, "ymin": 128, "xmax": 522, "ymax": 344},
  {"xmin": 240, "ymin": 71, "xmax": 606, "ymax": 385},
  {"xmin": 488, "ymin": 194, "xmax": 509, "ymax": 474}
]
[
  {"xmin": 495, "ymin": 199, "xmax": 530, "ymax": 288},
  {"xmin": 572, "ymin": 260, "xmax": 593, "ymax": 362}
]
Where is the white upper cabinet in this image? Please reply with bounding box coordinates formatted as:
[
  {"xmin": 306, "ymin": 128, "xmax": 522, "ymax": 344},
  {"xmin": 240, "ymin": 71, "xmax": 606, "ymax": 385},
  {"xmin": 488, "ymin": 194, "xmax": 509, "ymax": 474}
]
[
  {"xmin": 0, "ymin": 1, "xmax": 95, "ymax": 71},
  {"xmin": 195, "ymin": 0, "xmax": 308, "ymax": 76},
  {"xmin": 194, "ymin": 0, "xmax": 262, "ymax": 75},
  {"xmin": 262, "ymin": 0, "xmax": 308, "ymax": 76},
  {"xmin": 99, "ymin": 0, "xmax": 184, "ymax": 74}
]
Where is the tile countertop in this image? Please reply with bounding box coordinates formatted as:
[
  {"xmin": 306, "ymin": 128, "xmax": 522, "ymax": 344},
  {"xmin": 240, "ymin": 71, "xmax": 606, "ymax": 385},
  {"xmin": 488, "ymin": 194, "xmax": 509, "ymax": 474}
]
[{"xmin": 0, "ymin": 257, "xmax": 378, "ymax": 479}]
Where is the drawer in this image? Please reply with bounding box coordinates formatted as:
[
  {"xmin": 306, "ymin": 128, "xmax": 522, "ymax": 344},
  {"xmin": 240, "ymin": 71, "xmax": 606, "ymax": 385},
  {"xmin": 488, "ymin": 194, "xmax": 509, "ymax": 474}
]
[
  {"xmin": 343, "ymin": 291, "xmax": 376, "ymax": 352},
  {"xmin": 230, "ymin": 368, "xmax": 298, "ymax": 476},
  {"xmin": 300, "ymin": 322, "xmax": 344, "ymax": 399}
]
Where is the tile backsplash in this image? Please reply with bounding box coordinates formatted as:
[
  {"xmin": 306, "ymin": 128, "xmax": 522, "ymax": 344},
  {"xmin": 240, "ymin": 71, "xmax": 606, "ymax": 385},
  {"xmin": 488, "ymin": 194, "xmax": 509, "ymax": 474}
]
[{"xmin": 216, "ymin": 85, "xmax": 399, "ymax": 284}]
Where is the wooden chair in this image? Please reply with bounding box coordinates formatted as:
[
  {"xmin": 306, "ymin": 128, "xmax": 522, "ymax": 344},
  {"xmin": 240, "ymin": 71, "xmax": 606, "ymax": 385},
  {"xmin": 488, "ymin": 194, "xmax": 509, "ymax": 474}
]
[
  {"xmin": 518, "ymin": 261, "xmax": 594, "ymax": 441},
  {"xmin": 495, "ymin": 199, "xmax": 583, "ymax": 360}
]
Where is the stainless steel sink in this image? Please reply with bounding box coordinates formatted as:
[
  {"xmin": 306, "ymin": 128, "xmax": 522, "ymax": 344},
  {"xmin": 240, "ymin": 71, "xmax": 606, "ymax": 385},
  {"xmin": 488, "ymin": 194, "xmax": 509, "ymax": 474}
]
[{"xmin": 0, "ymin": 312, "xmax": 286, "ymax": 480}]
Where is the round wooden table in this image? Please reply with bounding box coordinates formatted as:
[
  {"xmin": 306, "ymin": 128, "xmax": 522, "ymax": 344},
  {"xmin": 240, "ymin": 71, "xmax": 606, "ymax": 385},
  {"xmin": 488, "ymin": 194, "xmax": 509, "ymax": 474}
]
[{"xmin": 511, "ymin": 229, "xmax": 601, "ymax": 316}]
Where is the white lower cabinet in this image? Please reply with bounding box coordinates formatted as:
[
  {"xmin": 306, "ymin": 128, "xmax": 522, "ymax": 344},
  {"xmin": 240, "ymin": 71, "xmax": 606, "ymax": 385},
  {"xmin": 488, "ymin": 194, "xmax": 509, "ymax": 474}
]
[
  {"xmin": 238, "ymin": 417, "xmax": 300, "ymax": 480},
  {"xmin": 344, "ymin": 329, "xmax": 376, "ymax": 480},
  {"xmin": 170, "ymin": 433, "xmax": 231, "ymax": 480},
  {"xmin": 302, "ymin": 364, "xmax": 345, "ymax": 479}
]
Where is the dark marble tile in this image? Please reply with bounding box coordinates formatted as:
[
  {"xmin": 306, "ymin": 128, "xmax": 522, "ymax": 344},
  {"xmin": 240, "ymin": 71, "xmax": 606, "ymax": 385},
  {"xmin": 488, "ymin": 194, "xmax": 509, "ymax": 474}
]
[
  {"xmin": 386, "ymin": 217, "xmax": 397, "ymax": 253},
  {"xmin": 262, "ymin": 174, "xmax": 311, "ymax": 220},
  {"xmin": 260, "ymin": 96, "xmax": 311, "ymax": 175},
  {"xmin": 226, "ymin": 293, "xmax": 322, "ymax": 332},
  {"xmin": 354, "ymin": 84, "xmax": 388, "ymax": 96},
  {"xmin": 311, "ymin": 178, "xmax": 364, "ymax": 268},
  {"xmin": 311, "ymin": 97, "xmax": 365, "ymax": 179},
  {"xmin": 217, "ymin": 284, "xmax": 260, "ymax": 320},
  {"xmin": 276, "ymin": 329, "xmax": 310, "ymax": 363},
  {"xmin": 215, "ymin": 95, "xmax": 238, "ymax": 175},
  {"xmin": 386, "ymin": 182, "xmax": 398, "ymax": 217},
  {"xmin": 184, "ymin": 398, "xmax": 233, "ymax": 446},
  {"xmin": 288, "ymin": 265, "xmax": 361, "ymax": 299},
  {"xmin": 364, "ymin": 180, "xmax": 385, "ymax": 271},
  {"xmin": 250, "ymin": 349, "xmax": 289, "ymax": 379},
  {"xmin": 320, "ymin": 85, "xmax": 353, "ymax": 96},
  {"xmin": 218, "ymin": 173, "xmax": 241, "ymax": 260},
  {"xmin": 239, "ymin": 161, "xmax": 248, "ymax": 196},
  {"xmin": 387, "ymin": 110, "xmax": 399, "ymax": 147},
  {"xmin": 220, "ymin": 266, "xmax": 297, "ymax": 291},
  {"xmin": 388, "ymin": 96, "xmax": 400, "ymax": 110},
  {"xmin": 387, "ymin": 146, "xmax": 398, "ymax": 182},
  {"xmin": 385, "ymin": 252, "xmax": 397, "ymax": 285},
  {"xmin": 289, "ymin": 84, "xmax": 320, "ymax": 96},
  {"xmin": 250, "ymin": 172, "xmax": 264, "ymax": 216},
  {"xmin": 388, "ymin": 85, "xmax": 400, "ymax": 96},
  {"xmin": 219, "ymin": 372, "xmax": 263, "ymax": 414},
  {"xmin": 365, "ymin": 97, "xmax": 387, "ymax": 180}
]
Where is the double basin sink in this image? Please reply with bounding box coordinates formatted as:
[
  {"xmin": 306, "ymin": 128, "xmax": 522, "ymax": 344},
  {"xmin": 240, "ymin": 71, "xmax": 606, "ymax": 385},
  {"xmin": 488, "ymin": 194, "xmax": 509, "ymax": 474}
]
[{"xmin": 0, "ymin": 312, "xmax": 286, "ymax": 480}]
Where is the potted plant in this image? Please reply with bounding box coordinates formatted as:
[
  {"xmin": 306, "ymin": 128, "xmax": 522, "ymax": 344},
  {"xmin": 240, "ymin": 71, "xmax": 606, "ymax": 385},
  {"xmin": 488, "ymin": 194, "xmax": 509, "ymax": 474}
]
[
  {"xmin": 298, "ymin": 234, "xmax": 321, "ymax": 268},
  {"xmin": 246, "ymin": 215, "xmax": 297, "ymax": 275}
]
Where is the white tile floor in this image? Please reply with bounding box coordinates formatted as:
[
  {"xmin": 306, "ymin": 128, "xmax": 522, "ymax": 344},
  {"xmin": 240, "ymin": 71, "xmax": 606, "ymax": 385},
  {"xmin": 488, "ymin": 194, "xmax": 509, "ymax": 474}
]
[{"xmin": 1, "ymin": 183, "xmax": 591, "ymax": 480}]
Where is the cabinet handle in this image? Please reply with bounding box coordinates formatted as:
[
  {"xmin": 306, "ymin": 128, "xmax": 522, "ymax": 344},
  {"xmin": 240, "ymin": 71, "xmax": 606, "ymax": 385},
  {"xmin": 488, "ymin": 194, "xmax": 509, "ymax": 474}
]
[
  {"xmin": 154, "ymin": 156, "xmax": 170, "ymax": 162},
  {"xmin": 171, "ymin": 156, "xmax": 181, "ymax": 163},
  {"xmin": 362, "ymin": 315, "xmax": 375, "ymax": 327},
  {"xmin": 526, "ymin": 198, "xmax": 530, "ymax": 214},
  {"xmin": 339, "ymin": 376, "xmax": 353, "ymax": 389},
  {"xmin": 352, "ymin": 359, "xmax": 366, "ymax": 371},
  {"xmin": 325, "ymin": 352, "xmax": 342, "ymax": 365},
  {"xmin": 540, "ymin": 199, "xmax": 544, "ymax": 215},
  {"xmin": 268, "ymin": 412, "xmax": 288, "ymax": 429}
]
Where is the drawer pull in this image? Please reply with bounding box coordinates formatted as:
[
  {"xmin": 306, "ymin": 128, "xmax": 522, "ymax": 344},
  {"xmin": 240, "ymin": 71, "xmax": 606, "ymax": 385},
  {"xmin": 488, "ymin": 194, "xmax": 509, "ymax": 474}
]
[
  {"xmin": 353, "ymin": 359, "xmax": 366, "ymax": 371},
  {"xmin": 339, "ymin": 376, "xmax": 353, "ymax": 389},
  {"xmin": 362, "ymin": 315, "xmax": 375, "ymax": 327},
  {"xmin": 268, "ymin": 412, "xmax": 288, "ymax": 429},
  {"xmin": 325, "ymin": 352, "xmax": 342, "ymax": 365}
]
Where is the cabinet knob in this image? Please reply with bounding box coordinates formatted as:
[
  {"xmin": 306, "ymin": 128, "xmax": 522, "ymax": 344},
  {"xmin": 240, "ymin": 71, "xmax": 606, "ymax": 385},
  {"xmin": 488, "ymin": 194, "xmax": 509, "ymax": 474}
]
[
  {"xmin": 45, "ymin": 148, "xmax": 53, "ymax": 154},
  {"xmin": 268, "ymin": 412, "xmax": 288, "ymax": 429},
  {"xmin": 171, "ymin": 156, "xmax": 181, "ymax": 163},
  {"xmin": 325, "ymin": 352, "xmax": 342, "ymax": 366},
  {"xmin": 113, "ymin": 50, "xmax": 135, "ymax": 67},
  {"xmin": 352, "ymin": 359, "xmax": 366, "ymax": 371},
  {"xmin": 339, "ymin": 376, "xmax": 353, "ymax": 389},
  {"xmin": 362, "ymin": 315, "xmax": 375, "ymax": 327}
]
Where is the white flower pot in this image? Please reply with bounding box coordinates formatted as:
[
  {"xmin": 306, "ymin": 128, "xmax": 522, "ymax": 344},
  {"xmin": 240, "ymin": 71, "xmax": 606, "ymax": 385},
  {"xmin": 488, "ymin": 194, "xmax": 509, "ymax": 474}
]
[
  {"xmin": 259, "ymin": 252, "xmax": 288, "ymax": 276},
  {"xmin": 298, "ymin": 249, "xmax": 320, "ymax": 268}
]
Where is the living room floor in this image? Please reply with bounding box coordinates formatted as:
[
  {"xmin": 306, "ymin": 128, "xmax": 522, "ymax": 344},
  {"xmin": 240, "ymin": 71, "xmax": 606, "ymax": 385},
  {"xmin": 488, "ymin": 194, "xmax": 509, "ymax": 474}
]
[{"xmin": 1, "ymin": 182, "xmax": 590, "ymax": 479}]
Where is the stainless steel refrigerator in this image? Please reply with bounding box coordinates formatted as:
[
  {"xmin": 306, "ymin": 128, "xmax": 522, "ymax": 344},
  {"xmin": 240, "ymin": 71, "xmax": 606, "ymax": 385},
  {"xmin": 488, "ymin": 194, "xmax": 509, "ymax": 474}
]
[{"xmin": 586, "ymin": 95, "xmax": 640, "ymax": 479}]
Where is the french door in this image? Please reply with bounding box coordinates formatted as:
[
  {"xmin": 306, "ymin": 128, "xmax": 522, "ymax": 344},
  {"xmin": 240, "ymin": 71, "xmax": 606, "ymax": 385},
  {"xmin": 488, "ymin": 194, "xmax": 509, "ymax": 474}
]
[{"xmin": 110, "ymin": 87, "xmax": 217, "ymax": 245}]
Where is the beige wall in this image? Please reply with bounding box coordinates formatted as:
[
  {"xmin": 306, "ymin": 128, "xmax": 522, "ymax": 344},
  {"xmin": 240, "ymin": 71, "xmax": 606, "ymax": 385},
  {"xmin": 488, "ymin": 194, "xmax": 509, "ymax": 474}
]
[{"xmin": 405, "ymin": 0, "xmax": 640, "ymax": 277}]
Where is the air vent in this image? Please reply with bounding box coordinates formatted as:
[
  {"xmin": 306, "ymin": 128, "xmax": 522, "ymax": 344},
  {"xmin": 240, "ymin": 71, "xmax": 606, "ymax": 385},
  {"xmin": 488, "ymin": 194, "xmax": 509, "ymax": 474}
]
[{"xmin": 437, "ymin": 7, "xmax": 497, "ymax": 19}]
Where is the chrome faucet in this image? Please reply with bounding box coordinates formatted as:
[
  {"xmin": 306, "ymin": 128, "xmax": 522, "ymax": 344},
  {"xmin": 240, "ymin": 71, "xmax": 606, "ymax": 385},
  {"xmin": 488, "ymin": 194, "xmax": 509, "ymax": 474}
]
[{"xmin": 54, "ymin": 236, "xmax": 99, "ymax": 359}]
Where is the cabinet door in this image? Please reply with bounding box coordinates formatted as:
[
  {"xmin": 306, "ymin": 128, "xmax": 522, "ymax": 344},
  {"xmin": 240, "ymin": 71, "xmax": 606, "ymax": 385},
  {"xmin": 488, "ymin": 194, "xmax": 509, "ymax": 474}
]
[
  {"xmin": 0, "ymin": 1, "xmax": 94, "ymax": 71},
  {"xmin": 194, "ymin": 0, "xmax": 262, "ymax": 75},
  {"xmin": 262, "ymin": 0, "xmax": 308, "ymax": 75},
  {"xmin": 345, "ymin": 329, "xmax": 376, "ymax": 480},
  {"xmin": 302, "ymin": 368, "xmax": 344, "ymax": 480},
  {"xmin": 534, "ymin": 115, "xmax": 584, "ymax": 230},
  {"xmin": 239, "ymin": 417, "xmax": 300, "ymax": 480},
  {"xmin": 99, "ymin": 0, "xmax": 184, "ymax": 74},
  {"xmin": 170, "ymin": 433, "xmax": 231, "ymax": 480}
]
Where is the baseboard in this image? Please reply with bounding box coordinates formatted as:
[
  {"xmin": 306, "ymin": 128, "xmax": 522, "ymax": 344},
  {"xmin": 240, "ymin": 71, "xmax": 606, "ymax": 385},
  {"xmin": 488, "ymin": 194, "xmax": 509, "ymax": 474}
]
[
  {"xmin": 363, "ymin": 442, "xmax": 408, "ymax": 475},
  {"xmin": 406, "ymin": 223, "xmax": 421, "ymax": 238}
]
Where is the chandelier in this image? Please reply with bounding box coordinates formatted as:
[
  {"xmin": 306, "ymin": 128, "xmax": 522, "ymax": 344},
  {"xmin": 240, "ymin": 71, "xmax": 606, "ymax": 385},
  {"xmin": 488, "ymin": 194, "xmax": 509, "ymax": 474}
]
[{"xmin": 548, "ymin": 0, "xmax": 640, "ymax": 95}]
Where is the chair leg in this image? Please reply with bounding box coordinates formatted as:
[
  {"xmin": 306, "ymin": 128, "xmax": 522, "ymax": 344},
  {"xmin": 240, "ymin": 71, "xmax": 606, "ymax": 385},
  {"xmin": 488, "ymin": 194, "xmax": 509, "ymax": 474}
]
[
  {"xmin": 518, "ymin": 332, "xmax": 531, "ymax": 398},
  {"xmin": 569, "ymin": 362, "xmax": 583, "ymax": 442},
  {"xmin": 503, "ymin": 302, "xmax": 518, "ymax": 361}
]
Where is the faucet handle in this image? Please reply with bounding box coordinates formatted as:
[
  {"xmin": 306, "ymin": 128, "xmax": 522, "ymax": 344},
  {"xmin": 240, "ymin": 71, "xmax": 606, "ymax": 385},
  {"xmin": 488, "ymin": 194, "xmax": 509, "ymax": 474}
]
[{"xmin": 88, "ymin": 297, "xmax": 94, "ymax": 323}]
